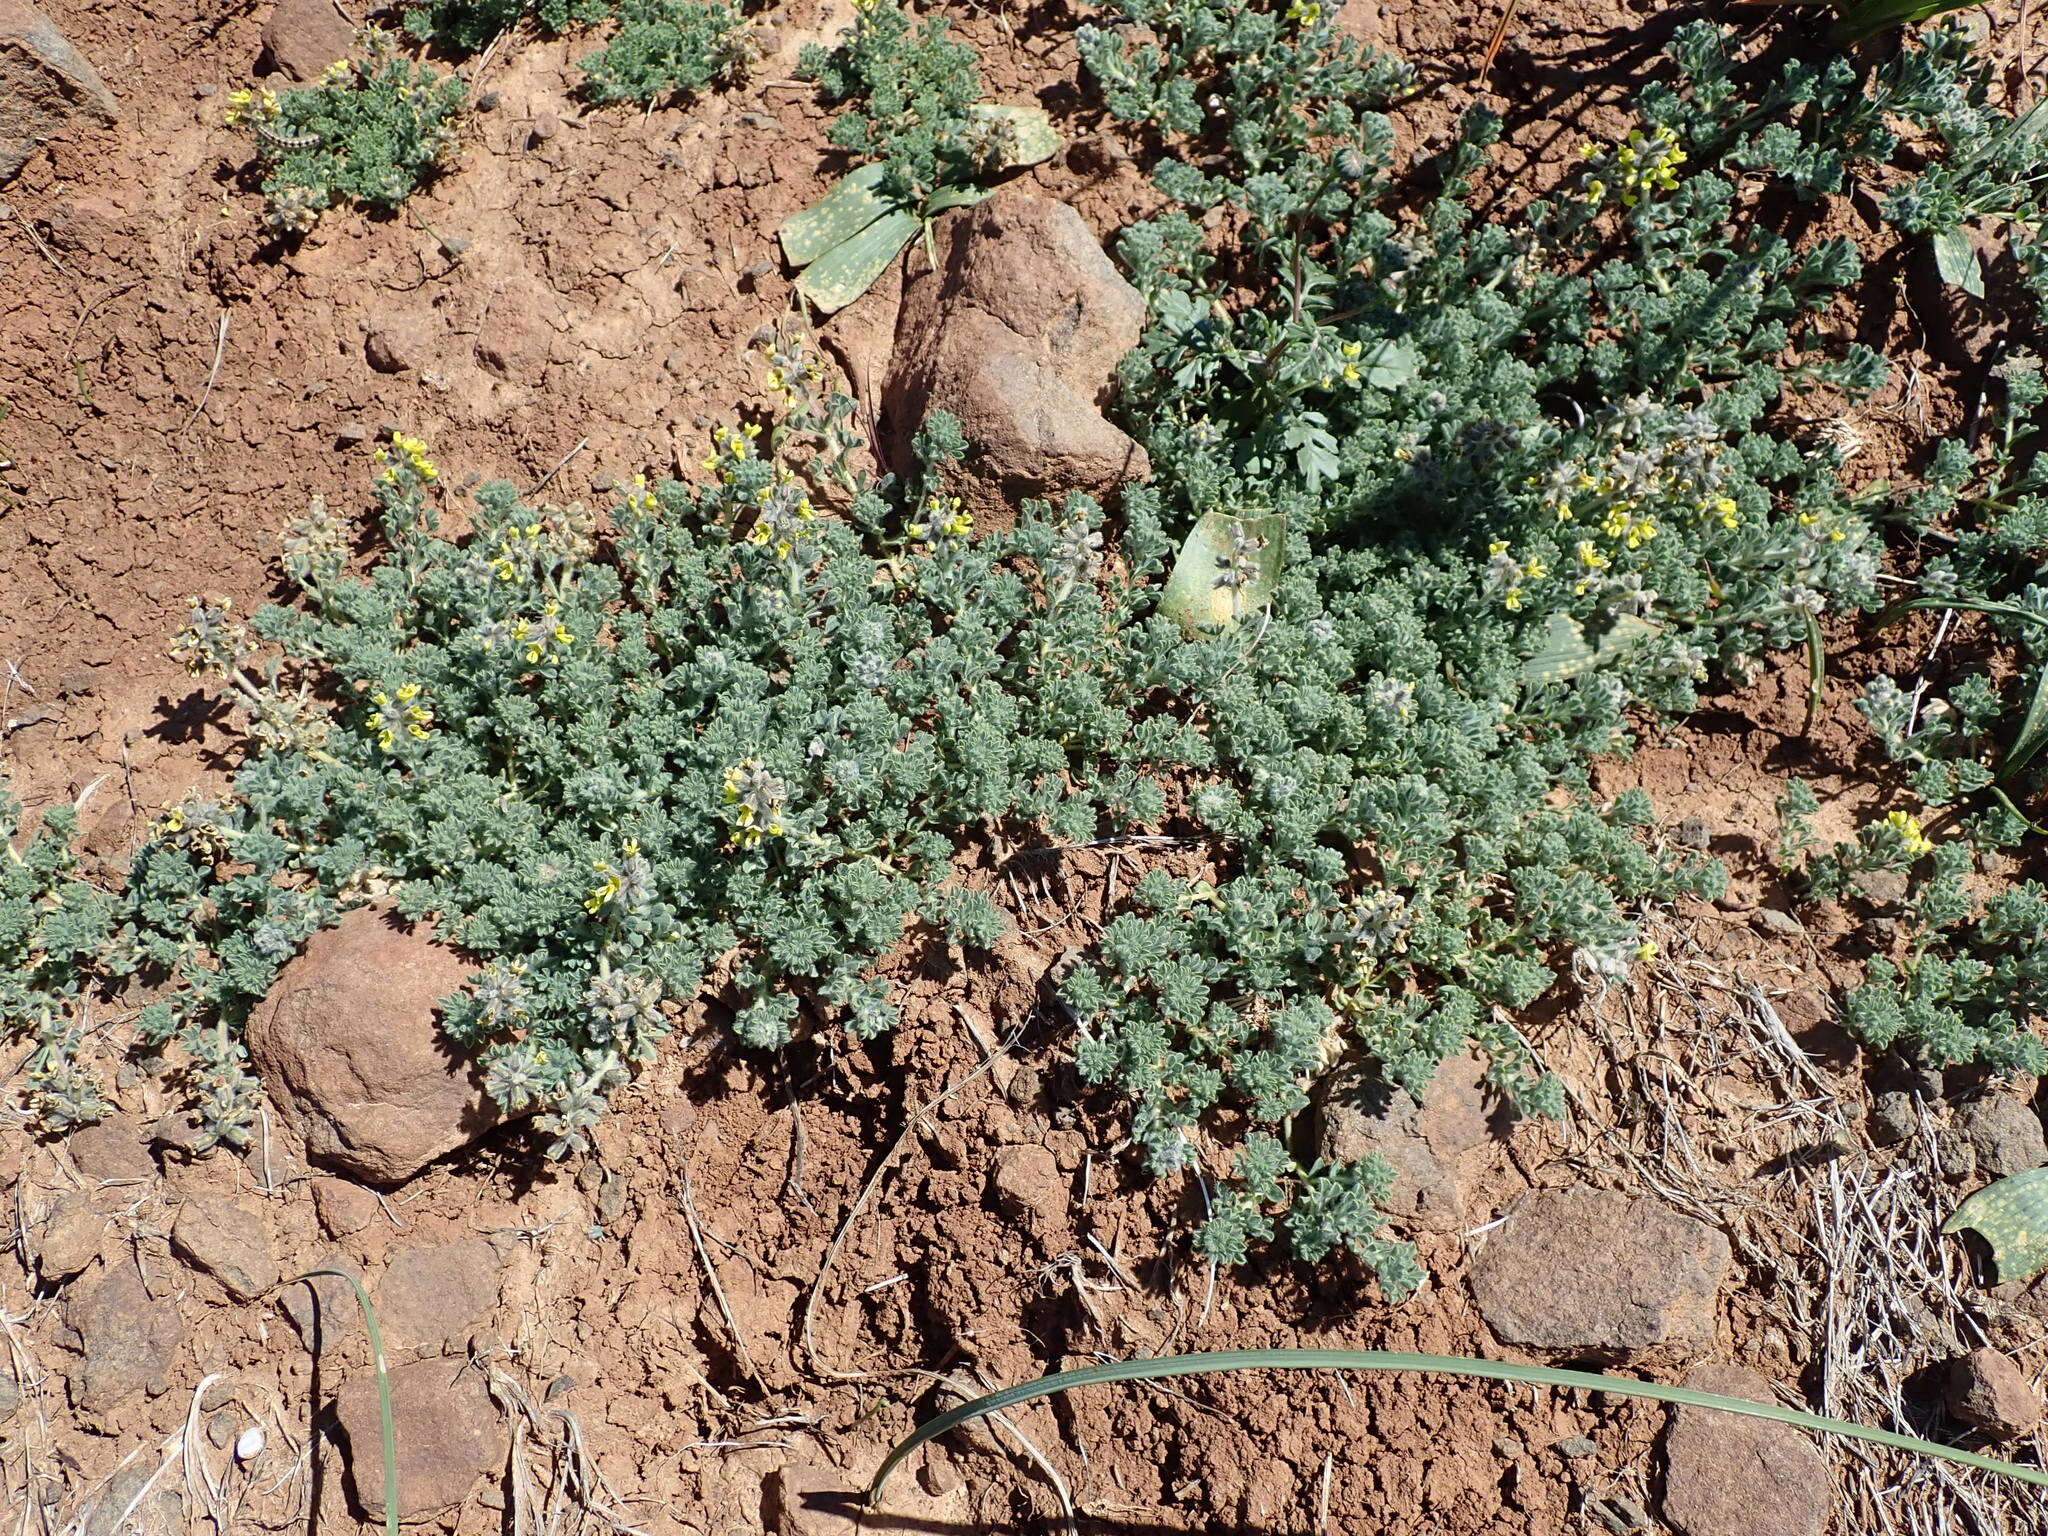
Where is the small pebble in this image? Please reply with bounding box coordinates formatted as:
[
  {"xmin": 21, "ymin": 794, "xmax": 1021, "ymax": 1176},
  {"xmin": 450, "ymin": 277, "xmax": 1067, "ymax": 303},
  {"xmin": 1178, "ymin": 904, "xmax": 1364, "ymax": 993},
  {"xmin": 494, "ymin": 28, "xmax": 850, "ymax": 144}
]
[
  {"xmin": 235, "ymin": 1425, "xmax": 266, "ymax": 1462},
  {"xmin": 1555, "ymin": 1434, "xmax": 1598, "ymax": 1460},
  {"xmin": 1751, "ymin": 906, "xmax": 1803, "ymax": 939}
]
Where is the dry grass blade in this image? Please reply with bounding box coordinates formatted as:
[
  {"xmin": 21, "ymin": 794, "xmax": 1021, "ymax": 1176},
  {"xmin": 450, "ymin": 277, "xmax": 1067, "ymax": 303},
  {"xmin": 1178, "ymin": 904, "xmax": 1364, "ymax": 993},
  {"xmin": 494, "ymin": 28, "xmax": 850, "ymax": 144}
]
[
  {"xmin": 676, "ymin": 1166, "xmax": 764, "ymax": 1390},
  {"xmin": 485, "ymin": 1363, "xmax": 649, "ymax": 1536},
  {"xmin": 1478, "ymin": 0, "xmax": 1521, "ymax": 87}
]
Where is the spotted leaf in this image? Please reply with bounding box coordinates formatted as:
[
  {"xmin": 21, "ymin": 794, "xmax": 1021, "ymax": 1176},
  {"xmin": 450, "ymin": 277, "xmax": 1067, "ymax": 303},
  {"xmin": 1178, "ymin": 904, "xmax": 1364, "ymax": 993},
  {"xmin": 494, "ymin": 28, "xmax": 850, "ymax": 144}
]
[
  {"xmin": 779, "ymin": 163, "xmax": 895, "ymax": 269},
  {"xmin": 1945, "ymin": 1168, "xmax": 2048, "ymax": 1285}
]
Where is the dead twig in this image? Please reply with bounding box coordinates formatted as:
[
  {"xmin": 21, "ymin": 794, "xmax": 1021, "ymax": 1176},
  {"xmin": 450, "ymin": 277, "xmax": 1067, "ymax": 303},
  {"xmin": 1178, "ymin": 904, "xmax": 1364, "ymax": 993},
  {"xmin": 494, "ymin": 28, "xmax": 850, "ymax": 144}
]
[
  {"xmin": 676, "ymin": 1166, "xmax": 764, "ymax": 1391},
  {"xmin": 2, "ymin": 204, "xmax": 76, "ymax": 281},
  {"xmin": 529, "ymin": 437, "xmax": 590, "ymax": 497},
  {"xmin": 176, "ymin": 311, "xmax": 231, "ymax": 437},
  {"xmin": 1478, "ymin": 0, "xmax": 1520, "ymax": 89},
  {"xmin": 800, "ymin": 1027, "xmax": 1017, "ymax": 1381}
]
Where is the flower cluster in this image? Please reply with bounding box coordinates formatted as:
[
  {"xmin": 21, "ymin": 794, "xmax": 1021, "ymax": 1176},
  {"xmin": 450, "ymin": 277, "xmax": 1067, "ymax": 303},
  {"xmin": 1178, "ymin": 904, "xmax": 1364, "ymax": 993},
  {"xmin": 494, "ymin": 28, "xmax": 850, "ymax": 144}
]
[
  {"xmin": 364, "ymin": 683, "xmax": 434, "ymax": 751},
  {"xmin": 1579, "ymin": 124, "xmax": 1687, "ymax": 208},
  {"xmin": 376, "ymin": 432, "xmax": 438, "ymax": 485},
  {"xmin": 722, "ymin": 760, "xmax": 789, "ymax": 848}
]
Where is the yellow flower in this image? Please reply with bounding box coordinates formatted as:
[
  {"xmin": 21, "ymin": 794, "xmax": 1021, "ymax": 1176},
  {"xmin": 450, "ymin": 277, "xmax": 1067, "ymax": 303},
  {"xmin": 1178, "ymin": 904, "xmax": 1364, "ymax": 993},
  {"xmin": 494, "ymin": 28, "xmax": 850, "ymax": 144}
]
[
  {"xmin": 584, "ymin": 864, "xmax": 622, "ymax": 914},
  {"xmin": 1885, "ymin": 810, "xmax": 1934, "ymax": 858}
]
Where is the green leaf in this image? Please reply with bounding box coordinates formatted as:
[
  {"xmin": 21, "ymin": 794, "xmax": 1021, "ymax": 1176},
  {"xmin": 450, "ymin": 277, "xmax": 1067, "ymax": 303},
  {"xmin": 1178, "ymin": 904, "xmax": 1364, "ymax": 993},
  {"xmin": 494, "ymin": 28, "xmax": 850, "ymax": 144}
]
[
  {"xmin": 1945, "ymin": 1168, "xmax": 2048, "ymax": 1285},
  {"xmin": 779, "ymin": 163, "xmax": 895, "ymax": 269},
  {"xmin": 1159, "ymin": 512, "xmax": 1287, "ymax": 636},
  {"xmin": 925, "ymin": 184, "xmax": 995, "ymax": 215},
  {"xmin": 298, "ymin": 1268, "xmax": 399, "ymax": 1536},
  {"xmin": 1521, "ymin": 612, "xmax": 1659, "ymax": 687},
  {"xmin": 868, "ymin": 1350, "xmax": 2048, "ymax": 1508},
  {"xmin": 966, "ymin": 103, "xmax": 1061, "ymax": 170},
  {"xmin": 1833, "ymin": 0, "xmax": 1981, "ymax": 43},
  {"xmin": 1932, "ymin": 226, "xmax": 1984, "ymax": 300},
  {"xmin": 1355, "ymin": 337, "xmax": 1420, "ymax": 388},
  {"xmin": 793, "ymin": 206, "xmax": 920, "ymax": 314},
  {"xmin": 1521, "ymin": 613, "xmax": 1592, "ymax": 686}
]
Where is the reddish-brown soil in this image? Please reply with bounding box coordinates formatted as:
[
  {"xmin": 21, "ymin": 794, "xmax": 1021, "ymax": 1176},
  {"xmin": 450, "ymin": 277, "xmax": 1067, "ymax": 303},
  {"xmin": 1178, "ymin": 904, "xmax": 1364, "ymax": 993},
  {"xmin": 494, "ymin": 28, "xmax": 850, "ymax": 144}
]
[{"xmin": 4, "ymin": 2, "xmax": 2046, "ymax": 1534}]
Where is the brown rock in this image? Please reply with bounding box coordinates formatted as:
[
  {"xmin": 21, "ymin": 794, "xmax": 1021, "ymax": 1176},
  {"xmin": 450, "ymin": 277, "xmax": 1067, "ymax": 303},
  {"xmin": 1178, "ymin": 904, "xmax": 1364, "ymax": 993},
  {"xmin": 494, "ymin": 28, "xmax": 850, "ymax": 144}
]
[
  {"xmin": 476, "ymin": 290, "xmax": 553, "ymax": 381},
  {"xmin": 258, "ymin": 0, "xmax": 355, "ymax": 83},
  {"xmin": 246, "ymin": 907, "xmax": 500, "ymax": 1183},
  {"xmin": 78, "ymin": 1459, "xmax": 183, "ymax": 1536},
  {"xmin": 1334, "ymin": 0, "xmax": 1386, "ymax": 48},
  {"xmin": 764, "ymin": 1466, "xmax": 865, "ymax": 1536},
  {"xmin": 311, "ymin": 1175, "xmax": 382, "ymax": 1237},
  {"xmin": 1946, "ymin": 1347, "xmax": 2042, "ymax": 1440},
  {"xmin": 66, "ymin": 1114, "xmax": 157, "ymax": 1182},
  {"xmin": 1318, "ymin": 1054, "xmax": 1498, "ymax": 1232},
  {"xmin": 35, "ymin": 1192, "xmax": 102, "ymax": 1282},
  {"xmin": 365, "ymin": 320, "xmax": 432, "ymax": 375},
  {"xmin": 0, "ymin": 3, "xmax": 117, "ymax": 185},
  {"xmin": 171, "ymin": 1195, "xmax": 279, "ymax": 1301},
  {"xmin": 1470, "ymin": 1185, "xmax": 1730, "ymax": 1357},
  {"xmin": 1953, "ymin": 1093, "xmax": 2048, "ymax": 1179},
  {"xmin": 277, "ymin": 1252, "xmax": 364, "ymax": 1352},
  {"xmin": 885, "ymin": 188, "xmax": 1148, "ymax": 529},
  {"xmin": 1660, "ymin": 1366, "xmax": 1830, "ymax": 1536},
  {"xmin": 987, "ymin": 1143, "xmax": 1067, "ymax": 1239},
  {"xmin": 378, "ymin": 1239, "xmax": 501, "ymax": 1350},
  {"xmin": 334, "ymin": 1357, "xmax": 508, "ymax": 1522},
  {"xmin": 62, "ymin": 1262, "xmax": 186, "ymax": 1411}
]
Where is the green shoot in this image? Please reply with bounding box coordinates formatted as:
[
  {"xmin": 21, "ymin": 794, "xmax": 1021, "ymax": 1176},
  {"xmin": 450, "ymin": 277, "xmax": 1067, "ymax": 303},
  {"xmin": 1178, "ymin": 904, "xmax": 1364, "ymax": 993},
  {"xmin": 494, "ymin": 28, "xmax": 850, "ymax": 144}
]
[{"xmin": 870, "ymin": 1350, "xmax": 2048, "ymax": 1506}]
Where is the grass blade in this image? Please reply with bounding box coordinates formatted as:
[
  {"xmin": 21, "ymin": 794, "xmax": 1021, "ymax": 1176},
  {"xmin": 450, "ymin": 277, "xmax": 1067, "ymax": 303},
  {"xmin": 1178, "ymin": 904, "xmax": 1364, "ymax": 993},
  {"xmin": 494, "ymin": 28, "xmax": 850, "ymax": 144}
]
[
  {"xmin": 1802, "ymin": 608, "xmax": 1826, "ymax": 733},
  {"xmin": 868, "ymin": 1349, "xmax": 2048, "ymax": 1506},
  {"xmin": 298, "ymin": 1267, "xmax": 399, "ymax": 1536}
]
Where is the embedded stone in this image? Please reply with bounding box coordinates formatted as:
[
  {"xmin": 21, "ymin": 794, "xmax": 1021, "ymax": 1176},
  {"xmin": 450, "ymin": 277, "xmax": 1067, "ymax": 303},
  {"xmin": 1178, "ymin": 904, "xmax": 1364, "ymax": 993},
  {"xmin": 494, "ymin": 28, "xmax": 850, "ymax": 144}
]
[
  {"xmin": 0, "ymin": 3, "xmax": 117, "ymax": 184},
  {"xmin": 61, "ymin": 1262, "xmax": 185, "ymax": 1410},
  {"xmin": 1946, "ymin": 1347, "xmax": 2042, "ymax": 1440},
  {"xmin": 36, "ymin": 1191, "xmax": 102, "ymax": 1281},
  {"xmin": 258, "ymin": 0, "xmax": 354, "ymax": 83},
  {"xmin": 1660, "ymin": 1365, "xmax": 1830, "ymax": 1536},
  {"xmin": 377, "ymin": 1239, "xmax": 501, "ymax": 1350},
  {"xmin": 885, "ymin": 188, "xmax": 1148, "ymax": 529},
  {"xmin": 333, "ymin": 1357, "xmax": 508, "ymax": 1522},
  {"xmin": 171, "ymin": 1195, "xmax": 279, "ymax": 1301},
  {"xmin": 1469, "ymin": 1184, "xmax": 1730, "ymax": 1356}
]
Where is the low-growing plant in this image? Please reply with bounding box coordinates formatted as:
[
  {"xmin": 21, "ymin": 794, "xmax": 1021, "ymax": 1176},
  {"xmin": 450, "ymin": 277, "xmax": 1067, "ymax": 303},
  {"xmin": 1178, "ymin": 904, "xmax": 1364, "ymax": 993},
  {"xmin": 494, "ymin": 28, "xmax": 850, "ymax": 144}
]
[
  {"xmin": 21, "ymin": 4, "xmax": 2048, "ymax": 1295},
  {"xmin": 781, "ymin": 3, "xmax": 1058, "ymax": 310},
  {"xmin": 229, "ymin": 28, "xmax": 466, "ymax": 233},
  {"xmin": 578, "ymin": 0, "xmax": 751, "ymax": 105},
  {"xmin": 401, "ymin": 0, "xmax": 613, "ymax": 52},
  {"xmin": 1840, "ymin": 877, "xmax": 2048, "ymax": 1074},
  {"xmin": 1, "ymin": 792, "xmax": 118, "ymax": 1128},
  {"xmin": 400, "ymin": 0, "xmax": 750, "ymax": 108}
]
